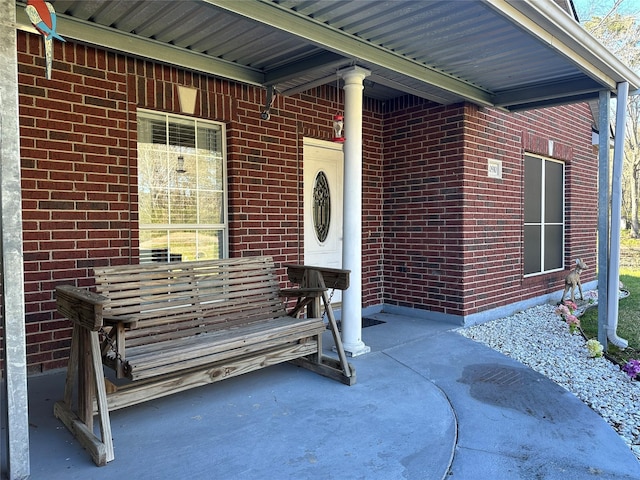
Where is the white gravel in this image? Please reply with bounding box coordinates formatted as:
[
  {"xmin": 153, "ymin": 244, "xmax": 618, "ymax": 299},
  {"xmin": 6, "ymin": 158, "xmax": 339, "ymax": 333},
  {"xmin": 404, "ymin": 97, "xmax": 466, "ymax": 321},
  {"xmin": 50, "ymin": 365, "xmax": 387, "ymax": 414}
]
[{"xmin": 457, "ymin": 304, "xmax": 640, "ymax": 460}]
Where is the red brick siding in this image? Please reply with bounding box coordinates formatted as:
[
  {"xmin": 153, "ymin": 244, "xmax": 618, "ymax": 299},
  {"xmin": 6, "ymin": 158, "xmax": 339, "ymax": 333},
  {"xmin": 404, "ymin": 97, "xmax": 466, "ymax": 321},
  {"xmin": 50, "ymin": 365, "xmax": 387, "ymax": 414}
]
[
  {"xmin": 382, "ymin": 100, "xmax": 468, "ymax": 313},
  {"xmin": 15, "ymin": 31, "xmax": 596, "ymax": 372},
  {"xmin": 382, "ymin": 98, "xmax": 596, "ymax": 317},
  {"xmin": 19, "ymin": 34, "xmax": 134, "ymax": 372},
  {"xmin": 362, "ymin": 105, "xmax": 385, "ymax": 306},
  {"xmin": 16, "ymin": 33, "xmax": 386, "ymax": 372}
]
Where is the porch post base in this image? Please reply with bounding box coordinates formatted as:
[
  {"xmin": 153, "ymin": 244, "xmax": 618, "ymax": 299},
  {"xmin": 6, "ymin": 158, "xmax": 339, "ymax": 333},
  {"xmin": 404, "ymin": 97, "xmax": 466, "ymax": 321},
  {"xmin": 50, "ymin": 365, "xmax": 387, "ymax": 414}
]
[{"xmin": 339, "ymin": 342, "xmax": 371, "ymax": 358}]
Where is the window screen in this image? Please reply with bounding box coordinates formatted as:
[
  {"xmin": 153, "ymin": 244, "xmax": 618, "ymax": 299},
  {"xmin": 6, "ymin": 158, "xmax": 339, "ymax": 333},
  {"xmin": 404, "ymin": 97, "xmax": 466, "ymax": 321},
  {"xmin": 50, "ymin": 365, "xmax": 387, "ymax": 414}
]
[{"xmin": 524, "ymin": 154, "xmax": 564, "ymax": 275}]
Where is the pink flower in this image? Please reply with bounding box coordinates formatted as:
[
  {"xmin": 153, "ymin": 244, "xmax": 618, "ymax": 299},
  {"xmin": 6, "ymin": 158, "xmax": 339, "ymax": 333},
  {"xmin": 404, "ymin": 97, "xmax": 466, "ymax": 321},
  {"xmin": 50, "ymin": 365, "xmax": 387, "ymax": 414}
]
[
  {"xmin": 566, "ymin": 314, "xmax": 580, "ymax": 333},
  {"xmin": 566, "ymin": 314, "xmax": 579, "ymax": 326}
]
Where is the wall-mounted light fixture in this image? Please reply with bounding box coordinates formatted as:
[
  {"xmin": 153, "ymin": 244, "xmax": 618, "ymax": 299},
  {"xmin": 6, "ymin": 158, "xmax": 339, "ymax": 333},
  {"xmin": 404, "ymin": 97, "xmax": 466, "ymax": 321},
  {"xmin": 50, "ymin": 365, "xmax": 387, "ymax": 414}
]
[
  {"xmin": 176, "ymin": 155, "xmax": 186, "ymax": 174},
  {"xmin": 260, "ymin": 85, "xmax": 277, "ymax": 120}
]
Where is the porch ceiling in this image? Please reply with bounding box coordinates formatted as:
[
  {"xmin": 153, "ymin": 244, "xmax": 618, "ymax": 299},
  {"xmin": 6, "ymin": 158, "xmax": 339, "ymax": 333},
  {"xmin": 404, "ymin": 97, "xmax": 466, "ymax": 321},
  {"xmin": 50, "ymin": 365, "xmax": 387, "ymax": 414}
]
[{"xmin": 15, "ymin": 0, "xmax": 640, "ymax": 111}]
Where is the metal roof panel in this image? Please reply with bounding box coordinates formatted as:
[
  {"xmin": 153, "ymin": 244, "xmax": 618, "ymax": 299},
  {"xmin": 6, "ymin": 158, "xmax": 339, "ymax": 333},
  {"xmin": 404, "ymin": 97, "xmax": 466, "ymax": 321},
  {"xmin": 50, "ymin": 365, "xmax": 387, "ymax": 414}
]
[{"xmin": 17, "ymin": 0, "xmax": 639, "ymax": 110}]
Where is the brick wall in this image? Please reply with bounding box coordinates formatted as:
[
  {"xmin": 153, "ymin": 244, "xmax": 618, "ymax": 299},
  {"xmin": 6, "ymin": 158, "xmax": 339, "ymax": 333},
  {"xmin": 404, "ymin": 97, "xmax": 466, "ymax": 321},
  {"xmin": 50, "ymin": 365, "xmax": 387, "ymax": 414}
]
[
  {"xmin": 381, "ymin": 99, "xmax": 467, "ymax": 314},
  {"xmin": 16, "ymin": 32, "xmax": 385, "ymax": 372},
  {"xmin": 362, "ymin": 107, "xmax": 385, "ymax": 306},
  {"xmin": 18, "ymin": 34, "xmax": 134, "ymax": 371},
  {"xmin": 381, "ymin": 98, "xmax": 597, "ymax": 319},
  {"xmin": 14, "ymin": 31, "xmax": 596, "ymax": 372}
]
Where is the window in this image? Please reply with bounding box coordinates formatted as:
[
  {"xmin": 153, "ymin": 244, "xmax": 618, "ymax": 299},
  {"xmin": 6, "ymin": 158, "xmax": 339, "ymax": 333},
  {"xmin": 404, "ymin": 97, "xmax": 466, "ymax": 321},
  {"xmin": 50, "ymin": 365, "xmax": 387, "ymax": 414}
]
[
  {"xmin": 137, "ymin": 110, "xmax": 227, "ymax": 263},
  {"xmin": 524, "ymin": 154, "xmax": 564, "ymax": 275}
]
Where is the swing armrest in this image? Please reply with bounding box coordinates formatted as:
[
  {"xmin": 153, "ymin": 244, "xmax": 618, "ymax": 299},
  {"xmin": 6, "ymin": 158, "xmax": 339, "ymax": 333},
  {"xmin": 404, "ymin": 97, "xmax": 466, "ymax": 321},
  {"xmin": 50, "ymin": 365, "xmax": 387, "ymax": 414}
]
[
  {"xmin": 283, "ymin": 264, "xmax": 350, "ymax": 291},
  {"xmin": 56, "ymin": 284, "xmax": 108, "ymax": 331}
]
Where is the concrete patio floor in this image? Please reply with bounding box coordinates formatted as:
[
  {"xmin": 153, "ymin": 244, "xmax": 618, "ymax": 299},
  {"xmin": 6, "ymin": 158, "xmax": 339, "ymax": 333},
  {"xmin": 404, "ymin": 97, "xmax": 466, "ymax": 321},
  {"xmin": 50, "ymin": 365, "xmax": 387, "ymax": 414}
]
[{"xmin": 20, "ymin": 313, "xmax": 640, "ymax": 479}]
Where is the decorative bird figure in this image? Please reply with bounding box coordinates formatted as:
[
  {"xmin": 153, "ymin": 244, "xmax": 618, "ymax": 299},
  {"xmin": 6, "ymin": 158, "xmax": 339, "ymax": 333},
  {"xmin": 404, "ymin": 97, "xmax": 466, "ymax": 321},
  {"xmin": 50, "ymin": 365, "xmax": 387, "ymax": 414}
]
[{"xmin": 25, "ymin": 0, "xmax": 65, "ymax": 80}]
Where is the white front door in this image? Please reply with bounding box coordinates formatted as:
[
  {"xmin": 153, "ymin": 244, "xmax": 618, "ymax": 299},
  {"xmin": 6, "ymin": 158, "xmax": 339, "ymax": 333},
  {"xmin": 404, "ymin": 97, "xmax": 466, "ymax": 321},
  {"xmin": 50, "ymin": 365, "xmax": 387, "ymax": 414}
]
[{"xmin": 303, "ymin": 138, "xmax": 344, "ymax": 303}]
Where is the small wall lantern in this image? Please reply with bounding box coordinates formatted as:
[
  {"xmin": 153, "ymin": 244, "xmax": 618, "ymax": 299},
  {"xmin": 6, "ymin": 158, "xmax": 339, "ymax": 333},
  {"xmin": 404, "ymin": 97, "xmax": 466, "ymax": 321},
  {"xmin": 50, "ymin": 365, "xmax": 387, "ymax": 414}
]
[{"xmin": 332, "ymin": 114, "xmax": 345, "ymax": 143}]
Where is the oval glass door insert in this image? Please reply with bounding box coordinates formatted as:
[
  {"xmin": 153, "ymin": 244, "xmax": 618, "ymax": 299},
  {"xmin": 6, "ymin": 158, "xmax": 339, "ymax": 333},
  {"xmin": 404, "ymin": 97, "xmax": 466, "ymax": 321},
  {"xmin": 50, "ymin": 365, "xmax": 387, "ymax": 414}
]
[{"xmin": 313, "ymin": 171, "xmax": 331, "ymax": 242}]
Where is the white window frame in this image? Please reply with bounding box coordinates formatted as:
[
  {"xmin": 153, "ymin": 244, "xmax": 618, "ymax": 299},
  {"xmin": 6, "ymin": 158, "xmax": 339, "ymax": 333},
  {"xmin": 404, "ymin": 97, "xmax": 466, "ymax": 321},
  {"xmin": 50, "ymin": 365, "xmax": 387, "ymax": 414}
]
[{"xmin": 137, "ymin": 109, "xmax": 228, "ymax": 262}]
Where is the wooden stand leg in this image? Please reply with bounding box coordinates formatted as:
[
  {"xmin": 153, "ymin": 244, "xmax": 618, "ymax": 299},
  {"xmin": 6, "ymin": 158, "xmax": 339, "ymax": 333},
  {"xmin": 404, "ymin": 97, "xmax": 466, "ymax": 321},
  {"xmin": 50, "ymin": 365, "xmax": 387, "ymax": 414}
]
[
  {"xmin": 90, "ymin": 331, "xmax": 115, "ymax": 462},
  {"xmin": 291, "ymin": 270, "xmax": 356, "ymax": 385},
  {"xmin": 63, "ymin": 324, "xmax": 80, "ymax": 407},
  {"xmin": 53, "ymin": 326, "xmax": 115, "ymax": 466},
  {"xmin": 322, "ymin": 289, "xmax": 352, "ymax": 378},
  {"xmin": 78, "ymin": 328, "xmax": 93, "ymax": 426}
]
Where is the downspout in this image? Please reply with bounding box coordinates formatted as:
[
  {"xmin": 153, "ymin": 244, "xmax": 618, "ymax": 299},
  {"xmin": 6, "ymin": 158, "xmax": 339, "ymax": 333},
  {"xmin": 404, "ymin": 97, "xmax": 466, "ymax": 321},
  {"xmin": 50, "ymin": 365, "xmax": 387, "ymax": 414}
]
[
  {"xmin": 597, "ymin": 90, "xmax": 610, "ymax": 349},
  {"xmin": 607, "ymin": 82, "xmax": 629, "ymax": 348}
]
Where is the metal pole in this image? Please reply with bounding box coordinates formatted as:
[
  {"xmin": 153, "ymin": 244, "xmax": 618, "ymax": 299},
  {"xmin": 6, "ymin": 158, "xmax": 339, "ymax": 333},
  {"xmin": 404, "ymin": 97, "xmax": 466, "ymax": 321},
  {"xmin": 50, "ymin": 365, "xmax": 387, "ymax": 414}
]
[
  {"xmin": 607, "ymin": 82, "xmax": 629, "ymax": 348},
  {"xmin": 0, "ymin": 0, "xmax": 30, "ymax": 477},
  {"xmin": 0, "ymin": 0, "xmax": 30, "ymax": 480},
  {"xmin": 597, "ymin": 90, "xmax": 610, "ymax": 349}
]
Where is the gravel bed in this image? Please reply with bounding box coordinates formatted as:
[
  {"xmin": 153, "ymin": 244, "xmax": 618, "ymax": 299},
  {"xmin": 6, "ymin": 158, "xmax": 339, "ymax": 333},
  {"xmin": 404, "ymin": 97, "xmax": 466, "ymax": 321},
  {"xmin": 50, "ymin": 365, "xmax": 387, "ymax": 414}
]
[{"xmin": 457, "ymin": 304, "xmax": 640, "ymax": 461}]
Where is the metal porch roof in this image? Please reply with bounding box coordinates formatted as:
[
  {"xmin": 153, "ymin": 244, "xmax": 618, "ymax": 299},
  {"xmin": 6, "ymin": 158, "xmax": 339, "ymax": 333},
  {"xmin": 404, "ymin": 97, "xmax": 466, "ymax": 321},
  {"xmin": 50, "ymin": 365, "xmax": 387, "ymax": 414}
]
[{"xmin": 15, "ymin": 0, "xmax": 640, "ymax": 111}]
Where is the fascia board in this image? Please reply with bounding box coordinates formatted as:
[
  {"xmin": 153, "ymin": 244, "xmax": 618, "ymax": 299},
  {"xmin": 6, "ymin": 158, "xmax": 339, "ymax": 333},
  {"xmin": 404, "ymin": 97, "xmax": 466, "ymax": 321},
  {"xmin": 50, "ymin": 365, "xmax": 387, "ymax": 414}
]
[
  {"xmin": 493, "ymin": 76, "xmax": 603, "ymax": 107},
  {"xmin": 489, "ymin": 0, "xmax": 640, "ymax": 92},
  {"xmin": 14, "ymin": 4, "xmax": 265, "ymax": 86}
]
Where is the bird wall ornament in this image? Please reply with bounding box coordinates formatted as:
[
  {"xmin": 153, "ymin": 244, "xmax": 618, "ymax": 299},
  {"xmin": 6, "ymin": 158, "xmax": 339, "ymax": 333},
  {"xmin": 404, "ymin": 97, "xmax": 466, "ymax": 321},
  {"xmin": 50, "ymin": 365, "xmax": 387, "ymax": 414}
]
[{"xmin": 25, "ymin": 0, "xmax": 65, "ymax": 80}]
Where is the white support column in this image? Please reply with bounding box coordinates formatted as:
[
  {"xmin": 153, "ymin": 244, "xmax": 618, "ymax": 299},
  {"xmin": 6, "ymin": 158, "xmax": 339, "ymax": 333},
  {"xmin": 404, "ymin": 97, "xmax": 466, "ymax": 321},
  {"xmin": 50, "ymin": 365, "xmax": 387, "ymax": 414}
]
[
  {"xmin": 338, "ymin": 66, "xmax": 371, "ymax": 357},
  {"xmin": 0, "ymin": 0, "xmax": 30, "ymax": 478}
]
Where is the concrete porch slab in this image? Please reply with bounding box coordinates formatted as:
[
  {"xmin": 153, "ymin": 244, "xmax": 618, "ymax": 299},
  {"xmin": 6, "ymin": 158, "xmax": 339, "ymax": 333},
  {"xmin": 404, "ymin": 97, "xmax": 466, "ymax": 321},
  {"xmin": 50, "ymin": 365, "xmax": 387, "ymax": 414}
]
[{"xmin": 17, "ymin": 313, "xmax": 640, "ymax": 480}]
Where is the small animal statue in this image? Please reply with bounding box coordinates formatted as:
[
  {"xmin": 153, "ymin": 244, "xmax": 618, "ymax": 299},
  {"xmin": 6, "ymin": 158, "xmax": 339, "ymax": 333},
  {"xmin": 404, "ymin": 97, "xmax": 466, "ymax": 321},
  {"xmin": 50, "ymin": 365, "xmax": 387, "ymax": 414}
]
[{"xmin": 561, "ymin": 258, "xmax": 587, "ymax": 303}]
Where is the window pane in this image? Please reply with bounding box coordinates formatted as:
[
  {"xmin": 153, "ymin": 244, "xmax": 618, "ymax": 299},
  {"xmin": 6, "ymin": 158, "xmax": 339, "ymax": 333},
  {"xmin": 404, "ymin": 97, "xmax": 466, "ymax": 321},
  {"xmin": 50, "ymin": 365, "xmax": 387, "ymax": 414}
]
[
  {"xmin": 168, "ymin": 120, "xmax": 196, "ymax": 149},
  {"xmin": 196, "ymin": 230, "xmax": 224, "ymax": 261},
  {"xmin": 524, "ymin": 156, "xmax": 542, "ymax": 223},
  {"xmin": 140, "ymin": 229, "xmax": 166, "ymax": 251},
  {"xmin": 524, "ymin": 225, "xmax": 541, "ymax": 275},
  {"xmin": 544, "ymin": 225, "xmax": 563, "ymax": 270},
  {"xmin": 139, "ymin": 145, "xmax": 168, "ymax": 190},
  {"xmin": 138, "ymin": 113, "xmax": 166, "ymax": 144},
  {"xmin": 140, "ymin": 230, "xmax": 173, "ymax": 263},
  {"xmin": 197, "ymin": 125, "xmax": 222, "ymax": 155},
  {"xmin": 544, "ymin": 161, "xmax": 563, "ymax": 224},
  {"xmin": 148, "ymin": 188, "xmax": 169, "ymax": 224},
  {"xmin": 198, "ymin": 191, "xmax": 224, "ymax": 224},
  {"xmin": 197, "ymin": 124, "xmax": 223, "ymax": 191},
  {"xmin": 139, "ymin": 191, "xmax": 154, "ymax": 224},
  {"xmin": 168, "ymin": 230, "xmax": 194, "ymax": 261},
  {"xmin": 198, "ymin": 155, "xmax": 224, "ymax": 191},
  {"xmin": 169, "ymin": 188, "xmax": 197, "ymax": 224},
  {"xmin": 171, "ymin": 155, "xmax": 196, "ymax": 190}
]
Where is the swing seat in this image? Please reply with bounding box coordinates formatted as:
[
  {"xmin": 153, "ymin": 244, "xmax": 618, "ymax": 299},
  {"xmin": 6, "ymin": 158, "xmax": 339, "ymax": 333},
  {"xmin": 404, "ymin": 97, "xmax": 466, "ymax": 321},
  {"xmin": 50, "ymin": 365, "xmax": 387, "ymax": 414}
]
[{"xmin": 53, "ymin": 256, "xmax": 354, "ymax": 466}]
